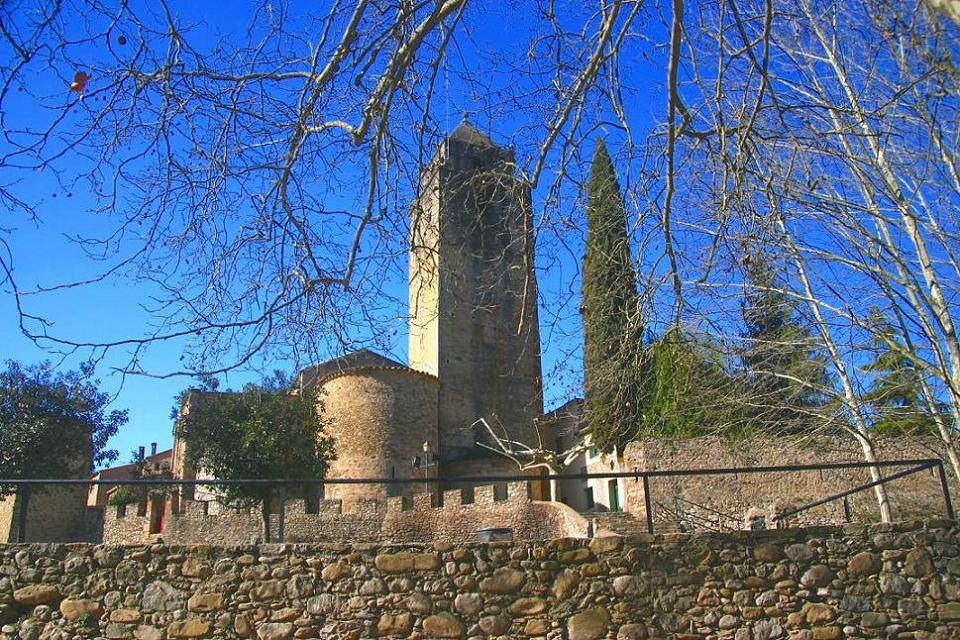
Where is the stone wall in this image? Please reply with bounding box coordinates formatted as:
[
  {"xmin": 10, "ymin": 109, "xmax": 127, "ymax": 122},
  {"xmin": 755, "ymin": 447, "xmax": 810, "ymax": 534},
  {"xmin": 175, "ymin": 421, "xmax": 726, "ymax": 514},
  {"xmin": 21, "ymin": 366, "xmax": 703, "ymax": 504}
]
[
  {"xmin": 318, "ymin": 368, "xmax": 439, "ymax": 504},
  {"xmin": 103, "ymin": 481, "xmax": 589, "ymax": 545},
  {"xmin": 623, "ymin": 435, "xmax": 958, "ymax": 532},
  {"xmin": 0, "ymin": 487, "xmax": 91, "ymax": 544},
  {"xmin": 1, "ymin": 520, "xmax": 958, "ymax": 639}
]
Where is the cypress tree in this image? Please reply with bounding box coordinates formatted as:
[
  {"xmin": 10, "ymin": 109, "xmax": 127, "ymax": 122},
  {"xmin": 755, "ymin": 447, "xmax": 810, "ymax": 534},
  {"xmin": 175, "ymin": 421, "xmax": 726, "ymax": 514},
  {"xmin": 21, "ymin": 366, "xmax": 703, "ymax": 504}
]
[{"xmin": 581, "ymin": 140, "xmax": 642, "ymax": 449}]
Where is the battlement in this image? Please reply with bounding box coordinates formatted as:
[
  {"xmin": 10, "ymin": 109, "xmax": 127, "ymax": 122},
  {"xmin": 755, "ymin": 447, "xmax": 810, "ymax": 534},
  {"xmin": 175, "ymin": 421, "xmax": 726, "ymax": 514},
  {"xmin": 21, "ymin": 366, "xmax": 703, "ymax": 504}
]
[{"xmin": 101, "ymin": 480, "xmax": 569, "ymax": 545}]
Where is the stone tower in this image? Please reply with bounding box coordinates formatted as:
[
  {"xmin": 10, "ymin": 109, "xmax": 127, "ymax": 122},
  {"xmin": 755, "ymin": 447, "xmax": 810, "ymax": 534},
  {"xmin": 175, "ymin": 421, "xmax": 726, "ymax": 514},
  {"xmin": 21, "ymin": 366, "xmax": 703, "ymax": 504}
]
[{"xmin": 409, "ymin": 121, "xmax": 543, "ymax": 467}]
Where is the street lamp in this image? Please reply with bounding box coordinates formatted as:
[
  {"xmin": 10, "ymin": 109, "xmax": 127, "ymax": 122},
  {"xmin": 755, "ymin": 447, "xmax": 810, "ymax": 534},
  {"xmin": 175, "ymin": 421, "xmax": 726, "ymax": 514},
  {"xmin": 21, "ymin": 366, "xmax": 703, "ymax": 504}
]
[{"xmin": 412, "ymin": 441, "xmax": 437, "ymax": 494}]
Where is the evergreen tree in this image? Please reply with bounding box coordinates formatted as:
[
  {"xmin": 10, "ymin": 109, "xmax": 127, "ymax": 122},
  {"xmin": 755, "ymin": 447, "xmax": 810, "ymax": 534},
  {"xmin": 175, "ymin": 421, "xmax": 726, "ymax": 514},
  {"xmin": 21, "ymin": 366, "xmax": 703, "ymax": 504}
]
[
  {"xmin": 639, "ymin": 328, "xmax": 745, "ymax": 438},
  {"xmin": 861, "ymin": 310, "xmax": 939, "ymax": 436},
  {"xmin": 740, "ymin": 256, "xmax": 832, "ymax": 433},
  {"xmin": 581, "ymin": 140, "xmax": 643, "ymax": 449},
  {"xmin": 0, "ymin": 360, "xmax": 124, "ymax": 542},
  {"xmin": 0, "ymin": 360, "xmax": 123, "ymax": 485}
]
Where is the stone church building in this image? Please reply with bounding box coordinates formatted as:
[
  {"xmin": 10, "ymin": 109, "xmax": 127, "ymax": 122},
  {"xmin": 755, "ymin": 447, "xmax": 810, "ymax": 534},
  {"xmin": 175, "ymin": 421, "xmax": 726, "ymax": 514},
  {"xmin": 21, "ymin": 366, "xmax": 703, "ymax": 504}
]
[{"xmin": 173, "ymin": 121, "xmax": 549, "ymax": 506}]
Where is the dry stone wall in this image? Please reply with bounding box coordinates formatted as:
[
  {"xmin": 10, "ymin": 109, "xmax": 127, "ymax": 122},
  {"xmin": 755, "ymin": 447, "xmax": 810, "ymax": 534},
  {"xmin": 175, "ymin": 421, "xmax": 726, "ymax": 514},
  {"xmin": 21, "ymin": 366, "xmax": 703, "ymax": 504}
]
[{"xmin": 1, "ymin": 520, "xmax": 958, "ymax": 639}]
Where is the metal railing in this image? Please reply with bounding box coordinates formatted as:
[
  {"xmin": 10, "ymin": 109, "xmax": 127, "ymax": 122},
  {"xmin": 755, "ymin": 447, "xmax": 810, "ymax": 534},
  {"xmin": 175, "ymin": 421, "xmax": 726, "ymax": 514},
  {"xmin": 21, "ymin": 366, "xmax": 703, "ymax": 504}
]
[
  {"xmin": 1, "ymin": 457, "xmax": 953, "ymax": 542},
  {"xmin": 655, "ymin": 495, "xmax": 741, "ymax": 533}
]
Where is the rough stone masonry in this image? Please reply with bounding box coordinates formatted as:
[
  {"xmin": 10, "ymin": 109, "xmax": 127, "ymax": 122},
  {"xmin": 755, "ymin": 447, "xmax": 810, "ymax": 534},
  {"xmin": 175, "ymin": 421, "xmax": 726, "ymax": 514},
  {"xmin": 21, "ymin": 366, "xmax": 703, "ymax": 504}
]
[{"xmin": 0, "ymin": 520, "xmax": 958, "ymax": 639}]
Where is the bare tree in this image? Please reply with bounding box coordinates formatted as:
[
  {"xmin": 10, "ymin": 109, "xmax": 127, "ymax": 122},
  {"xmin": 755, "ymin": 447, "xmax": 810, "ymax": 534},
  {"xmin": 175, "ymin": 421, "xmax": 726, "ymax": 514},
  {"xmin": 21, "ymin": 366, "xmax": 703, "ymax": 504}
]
[
  {"xmin": 661, "ymin": 0, "xmax": 960, "ymax": 511},
  {"xmin": 473, "ymin": 418, "xmax": 589, "ymax": 502},
  {"xmin": 0, "ymin": 0, "xmax": 646, "ymax": 378}
]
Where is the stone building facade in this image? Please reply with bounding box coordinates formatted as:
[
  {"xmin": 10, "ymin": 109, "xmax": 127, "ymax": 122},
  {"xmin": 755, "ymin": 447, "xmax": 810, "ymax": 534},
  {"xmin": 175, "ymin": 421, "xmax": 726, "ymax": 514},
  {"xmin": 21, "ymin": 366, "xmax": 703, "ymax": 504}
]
[
  {"xmin": 314, "ymin": 362, "xmax": 439, "ymax": 504},
  {"xmin": 87, "ymin": 444, "xmax": 171, "ymax": 509},
  {"xmin": 0, "ymin": 485, "xmax": 92, "ymax": 544},
  {"xmin": 0, "ymin": 438, "xmax": 94, "ymax": 544}
]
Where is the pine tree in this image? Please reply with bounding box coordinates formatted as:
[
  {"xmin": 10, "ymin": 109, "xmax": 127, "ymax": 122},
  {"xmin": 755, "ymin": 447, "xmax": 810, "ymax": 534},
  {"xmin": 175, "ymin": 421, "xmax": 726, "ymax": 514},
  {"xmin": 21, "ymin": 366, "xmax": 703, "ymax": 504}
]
[
  {"xmin": 740, "ymin": 255, "xmax": 832, "ymax": 433},
  {"xmin": 581, "ymin": 140, "xmax": 643, "ymax": 449},
  {"xmin": 861, "ymin": 309, "xmax": 939, "ymax": 436}
]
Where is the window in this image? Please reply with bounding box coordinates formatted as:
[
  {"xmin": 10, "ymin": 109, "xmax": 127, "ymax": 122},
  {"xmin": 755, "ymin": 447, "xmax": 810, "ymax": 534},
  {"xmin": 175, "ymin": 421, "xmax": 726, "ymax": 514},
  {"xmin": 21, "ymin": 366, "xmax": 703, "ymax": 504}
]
[
  {"xmin": 589, "ymin": 447, "xmax": 599, "ymax": 459},
  {"xmin": 584, "ymin": 487, "xmax": 594, "ymax": 509}
]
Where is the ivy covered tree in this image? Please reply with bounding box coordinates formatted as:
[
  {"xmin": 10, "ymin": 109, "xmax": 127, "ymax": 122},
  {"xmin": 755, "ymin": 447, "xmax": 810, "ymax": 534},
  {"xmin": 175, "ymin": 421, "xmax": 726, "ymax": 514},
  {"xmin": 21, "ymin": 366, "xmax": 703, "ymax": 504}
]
[
  {"xmin": 740, "ymin": 256, "xmax": 833, "ymax": 433},
  {"xmin": 0, "ymin": 360, "xmax": 124, "ymax": 540},
  {"xmin": 175, "ymin": 373, "xmax": 334, "ymax": 542},
  {"xmin": 861, "ymin": 310, "xmax": 940, "ymax": 436},
  {"xmin": 581, "ymin": 140, "xmax": 644, "ymax": 449}
]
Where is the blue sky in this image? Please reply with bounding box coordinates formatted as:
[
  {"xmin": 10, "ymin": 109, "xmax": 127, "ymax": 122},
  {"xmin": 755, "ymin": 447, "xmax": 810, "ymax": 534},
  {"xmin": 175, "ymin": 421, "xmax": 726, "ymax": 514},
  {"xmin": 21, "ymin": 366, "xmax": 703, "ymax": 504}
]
[{"xmin": 0, "ymin": 0, "xmax": 664, "ymax": 467}]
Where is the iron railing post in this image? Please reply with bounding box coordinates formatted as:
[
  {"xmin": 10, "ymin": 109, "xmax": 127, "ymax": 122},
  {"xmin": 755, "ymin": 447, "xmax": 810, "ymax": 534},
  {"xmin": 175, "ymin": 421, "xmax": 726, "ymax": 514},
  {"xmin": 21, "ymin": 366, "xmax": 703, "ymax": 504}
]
[
  {"xmin": 642, "ymin": 474, "xmax": 653, "ymax": 534},
  {"xmin": 16, "ymin": 484, "xmax": 29, "ymax": 543},
  {"xmin": 936, "ymin": 461, "xmax": 955, "ymax": 520},
  {"xmin": 277, "ymin": 484, "xmax": 286, "ymax": 542}
]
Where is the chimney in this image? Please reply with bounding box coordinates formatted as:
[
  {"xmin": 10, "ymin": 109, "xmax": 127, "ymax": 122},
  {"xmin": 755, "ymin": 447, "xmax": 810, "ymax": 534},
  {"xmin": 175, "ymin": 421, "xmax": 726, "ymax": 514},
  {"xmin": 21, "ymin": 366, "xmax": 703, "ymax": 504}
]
[
  {"xmin": 138, "ymin": 446, "xmax": 145, "ymax": 462},
  {"xmin": 151, "ymin": 442, "xmax": 157, "ymax": 456}
]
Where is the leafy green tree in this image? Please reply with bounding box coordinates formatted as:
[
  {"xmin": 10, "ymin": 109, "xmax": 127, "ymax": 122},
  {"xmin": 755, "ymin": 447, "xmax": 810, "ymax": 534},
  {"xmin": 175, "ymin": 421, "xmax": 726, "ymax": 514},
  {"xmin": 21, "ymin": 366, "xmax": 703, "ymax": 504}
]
[
  {"xmin": 0, "ymin": 360, "xmax": 124, "ymax": 540},
  {"xmin": 581, "ymin": 140, "xmax": 643, "ymax": 449},
  {"xmin": 740, "ymin": 256, "xmax": 833, "ymax": 433},
  {"xmin": 639, "ymin": 328, "xmax": 745, "ymax": 438},
  {"xmin": 861, "ymin": 310, "xmax": 940, "ymax": 436},
  {"xmin": 175, "ymin": 373, "xmax": 334, "ymax": 541},
  {"xmin": 0, "ymin": 360, "xmax": 123, "ymax": 484}
]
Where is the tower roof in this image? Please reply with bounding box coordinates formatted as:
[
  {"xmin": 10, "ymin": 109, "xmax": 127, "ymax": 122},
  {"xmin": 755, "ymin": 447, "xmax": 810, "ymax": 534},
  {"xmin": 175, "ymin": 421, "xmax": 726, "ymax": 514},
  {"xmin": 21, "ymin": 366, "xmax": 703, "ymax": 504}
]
[
  {"xmin": 294, "ymin": 349, "xmax": 408, "ymax": 388},
  {"xmin": 448, "ymin": 119, "xmax": 495, "ymax": 148}
]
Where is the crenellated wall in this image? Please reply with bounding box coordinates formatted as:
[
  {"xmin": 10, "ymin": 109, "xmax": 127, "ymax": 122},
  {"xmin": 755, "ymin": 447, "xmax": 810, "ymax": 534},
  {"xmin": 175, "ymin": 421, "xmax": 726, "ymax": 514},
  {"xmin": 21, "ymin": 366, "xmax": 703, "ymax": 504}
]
[
  {"xmin": 102, "ymin": 481, "xmax": 589, "ymax": 545},
  {"xmin": 1, "ymin": 520, "xmax": 958, "ymax": 639}
]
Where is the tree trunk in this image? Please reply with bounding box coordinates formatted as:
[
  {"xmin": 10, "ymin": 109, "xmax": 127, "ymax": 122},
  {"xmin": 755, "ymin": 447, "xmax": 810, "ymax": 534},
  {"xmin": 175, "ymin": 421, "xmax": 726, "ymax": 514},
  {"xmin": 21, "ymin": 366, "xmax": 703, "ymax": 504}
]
[
  {"xmin": 777, "ymin": 216, "xmax": 893, "ymax": 522},
  {"xmin": 804, "ymin": 0, "xmax": 960, "ymax": 479}
]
